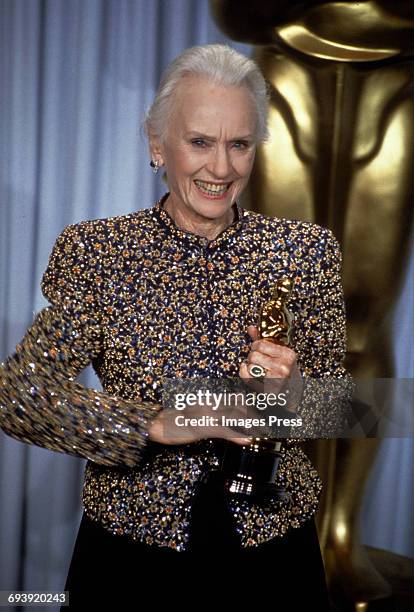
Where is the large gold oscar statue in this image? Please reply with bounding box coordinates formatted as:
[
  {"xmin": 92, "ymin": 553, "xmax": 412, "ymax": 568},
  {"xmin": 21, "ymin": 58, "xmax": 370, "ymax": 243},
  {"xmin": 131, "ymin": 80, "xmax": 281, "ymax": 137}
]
[{"xmin": 210, "ymin": 1, "xmax": 414, "ymax": 609}]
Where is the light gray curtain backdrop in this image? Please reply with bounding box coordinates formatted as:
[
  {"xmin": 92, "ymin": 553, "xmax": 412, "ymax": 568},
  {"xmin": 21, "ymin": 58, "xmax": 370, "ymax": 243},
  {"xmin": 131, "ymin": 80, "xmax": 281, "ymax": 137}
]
[{"xmin": 0, "ymin": 0, "xmax": 413, "ymax": 607}]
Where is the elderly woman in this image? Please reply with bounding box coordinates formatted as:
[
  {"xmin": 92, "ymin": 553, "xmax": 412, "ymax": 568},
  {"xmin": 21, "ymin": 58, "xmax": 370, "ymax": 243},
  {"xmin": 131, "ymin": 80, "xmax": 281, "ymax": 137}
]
[{"xmin": 0, "ymin": 44, "xmax": 351, "ymax": 608}]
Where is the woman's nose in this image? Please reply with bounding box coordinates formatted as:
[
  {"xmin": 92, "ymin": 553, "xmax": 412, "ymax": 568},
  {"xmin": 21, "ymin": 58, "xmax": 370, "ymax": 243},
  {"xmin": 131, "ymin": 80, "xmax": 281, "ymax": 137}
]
[{"xmin": 208, "ymin": 147, "xmax": 233, "ymax": 179}]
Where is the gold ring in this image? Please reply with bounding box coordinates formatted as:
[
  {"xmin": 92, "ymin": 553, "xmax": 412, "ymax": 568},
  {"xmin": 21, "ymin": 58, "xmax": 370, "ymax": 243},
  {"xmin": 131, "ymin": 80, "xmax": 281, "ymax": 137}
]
[{"xmin": 249, "ymin": 364, "xmax": 267, "ymax": 378}]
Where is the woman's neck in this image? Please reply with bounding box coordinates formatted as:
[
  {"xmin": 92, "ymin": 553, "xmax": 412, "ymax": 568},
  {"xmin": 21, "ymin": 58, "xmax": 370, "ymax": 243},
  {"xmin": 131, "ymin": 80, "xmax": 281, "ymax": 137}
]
[{"xmin": 163, "ymin": 194, "xmax": 236, "ymax": 241}]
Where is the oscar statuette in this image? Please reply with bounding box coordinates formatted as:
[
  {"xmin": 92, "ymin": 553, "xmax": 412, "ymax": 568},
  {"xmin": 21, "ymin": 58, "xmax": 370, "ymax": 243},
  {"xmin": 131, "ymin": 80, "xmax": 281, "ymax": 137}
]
[{"xmin": 221, "ymin": 278, "xmax": 295, "ymax": 501}]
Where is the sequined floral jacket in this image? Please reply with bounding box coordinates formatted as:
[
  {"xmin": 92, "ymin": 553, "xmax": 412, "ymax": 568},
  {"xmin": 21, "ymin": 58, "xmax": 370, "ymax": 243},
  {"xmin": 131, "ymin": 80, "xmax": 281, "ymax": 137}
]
[{"xmin": 0, "ymin": 193, "xmax": 352, "ymax": 551}]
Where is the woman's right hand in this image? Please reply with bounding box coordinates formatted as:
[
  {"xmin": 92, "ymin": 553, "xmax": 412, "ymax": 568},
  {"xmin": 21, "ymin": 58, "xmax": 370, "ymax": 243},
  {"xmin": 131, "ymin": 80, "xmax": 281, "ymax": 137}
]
[{"xmin": 148, "ymin": 403, "xmax": 251, "ymax": 447}]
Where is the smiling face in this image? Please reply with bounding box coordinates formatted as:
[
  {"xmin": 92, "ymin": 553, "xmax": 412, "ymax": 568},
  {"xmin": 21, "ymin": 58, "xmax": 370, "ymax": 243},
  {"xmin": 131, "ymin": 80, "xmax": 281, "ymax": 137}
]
[{"xmin": 150, "ymin": 75, "xmax": 258, "ymax": 223}]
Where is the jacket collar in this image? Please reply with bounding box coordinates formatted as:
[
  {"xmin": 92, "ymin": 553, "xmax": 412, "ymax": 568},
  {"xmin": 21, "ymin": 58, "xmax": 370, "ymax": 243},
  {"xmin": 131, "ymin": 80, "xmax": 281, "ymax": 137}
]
[{"xmin": 151, "ymin": 192, "xmax": 245, "ymax": 250}]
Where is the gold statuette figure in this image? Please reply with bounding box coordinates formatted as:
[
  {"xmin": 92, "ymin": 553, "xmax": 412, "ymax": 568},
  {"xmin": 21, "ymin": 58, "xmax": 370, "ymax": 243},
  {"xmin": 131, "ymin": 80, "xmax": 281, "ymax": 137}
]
[{"xmin": 249, "ymin": 277, "xmax": 294, "ymax": 378}]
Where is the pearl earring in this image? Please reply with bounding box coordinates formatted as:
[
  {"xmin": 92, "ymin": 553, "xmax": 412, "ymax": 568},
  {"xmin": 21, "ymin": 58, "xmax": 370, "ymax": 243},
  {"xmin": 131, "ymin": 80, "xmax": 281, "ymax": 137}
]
[{"xmin": 150, "ymin": 160, "xmax": 159, "ymax": 175}]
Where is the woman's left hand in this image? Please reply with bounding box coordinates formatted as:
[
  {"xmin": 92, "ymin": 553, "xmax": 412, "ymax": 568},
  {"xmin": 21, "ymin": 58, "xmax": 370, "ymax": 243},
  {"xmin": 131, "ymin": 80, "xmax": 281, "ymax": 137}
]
[{"xmin": 239, "ymin": 325, "xmax": 303, "ymax": 414}]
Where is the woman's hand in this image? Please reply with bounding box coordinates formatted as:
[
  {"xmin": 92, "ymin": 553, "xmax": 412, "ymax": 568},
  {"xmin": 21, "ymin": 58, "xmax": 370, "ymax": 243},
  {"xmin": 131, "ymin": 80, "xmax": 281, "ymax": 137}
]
[
  {"xmin": 148, "ymin": 402, "xmax": 251, "ymax": 446},
  {"xmin": 239, "ymin": 325, "xmax": 303, "ymax": 413}
]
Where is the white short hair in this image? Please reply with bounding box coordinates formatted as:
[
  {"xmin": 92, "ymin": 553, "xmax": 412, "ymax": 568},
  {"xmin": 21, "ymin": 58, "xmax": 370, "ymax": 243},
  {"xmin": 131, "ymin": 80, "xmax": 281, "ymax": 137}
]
[{"xmin": 143, "ymin": 44, "xmax": 270, "ymax": 144}]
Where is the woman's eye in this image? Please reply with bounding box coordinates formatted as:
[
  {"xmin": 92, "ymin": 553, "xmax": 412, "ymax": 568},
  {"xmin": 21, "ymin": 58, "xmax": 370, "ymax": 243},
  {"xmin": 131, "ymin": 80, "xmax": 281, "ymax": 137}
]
[{"xmin": 233, "ymin": 141, "xmax": 249, "ymax": 149}]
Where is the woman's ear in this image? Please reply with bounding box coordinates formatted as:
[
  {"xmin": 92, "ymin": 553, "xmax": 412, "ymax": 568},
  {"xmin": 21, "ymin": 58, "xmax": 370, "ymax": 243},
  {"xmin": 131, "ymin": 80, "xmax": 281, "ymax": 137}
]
[{"xmin": 149, "ymin": 134, "xmax": 164, "ymax": 167}]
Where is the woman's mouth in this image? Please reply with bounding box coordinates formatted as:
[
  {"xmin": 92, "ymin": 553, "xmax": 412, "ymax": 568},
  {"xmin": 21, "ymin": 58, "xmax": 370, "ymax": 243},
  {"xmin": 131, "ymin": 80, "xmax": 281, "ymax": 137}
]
[{"xmin": 193, "ymin": 179, "xmax": 232, "ymax": 199}]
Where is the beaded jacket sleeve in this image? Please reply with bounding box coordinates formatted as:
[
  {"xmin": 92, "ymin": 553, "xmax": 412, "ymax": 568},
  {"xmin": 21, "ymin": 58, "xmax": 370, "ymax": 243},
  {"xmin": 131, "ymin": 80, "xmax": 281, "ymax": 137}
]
[
  {"xmin": 286, "ymin": 229, "xmax": 353, "ymax": 440},
  {"xmin": 0, "ymin": 224, "xmax": 161, "ymax": 469}
]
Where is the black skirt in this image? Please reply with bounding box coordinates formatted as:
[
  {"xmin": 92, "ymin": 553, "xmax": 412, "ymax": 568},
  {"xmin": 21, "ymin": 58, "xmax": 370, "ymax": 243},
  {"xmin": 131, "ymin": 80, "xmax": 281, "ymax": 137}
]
[{"xmin": 62, "ymin": 471, "xmax": 330, "ymax": 610}]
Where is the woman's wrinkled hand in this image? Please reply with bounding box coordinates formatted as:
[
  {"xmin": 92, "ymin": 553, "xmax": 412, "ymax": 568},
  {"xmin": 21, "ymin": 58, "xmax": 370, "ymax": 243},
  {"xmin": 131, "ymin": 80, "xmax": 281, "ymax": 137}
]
[
  {"xmin": 148, "ymin": 401, "xmax": 251, "ymax": 447},
  {"xmin": 239, "ymin": 325, "xmax": 303, "ymax": 413}
]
